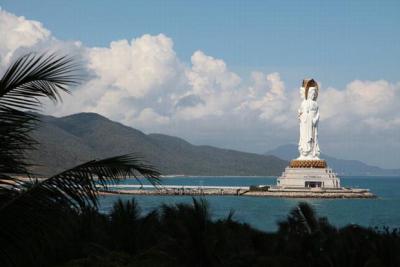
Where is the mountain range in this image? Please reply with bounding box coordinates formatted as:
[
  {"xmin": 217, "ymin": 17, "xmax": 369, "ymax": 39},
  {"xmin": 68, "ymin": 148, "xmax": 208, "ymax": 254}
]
[
  {"xmin": 26, "ymin": 112, "xmax": 398, "ymax": 177},
  {"xmin": 265, "ymin": 144, "xmax": 400, "ymax": 176},
  {"xmin": 26, "ymin": 113, "xmax": 287, "ymax": 177}
]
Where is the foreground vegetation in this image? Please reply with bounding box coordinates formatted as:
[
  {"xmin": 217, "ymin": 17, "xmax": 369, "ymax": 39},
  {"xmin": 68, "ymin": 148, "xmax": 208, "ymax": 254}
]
[
  {"xmin": 0, "ymin": 53, "xmax": 160, "ymax": 266},
  {"xmin": 14, "ymin": 198, "xmax": 400, "ymax": 267}
]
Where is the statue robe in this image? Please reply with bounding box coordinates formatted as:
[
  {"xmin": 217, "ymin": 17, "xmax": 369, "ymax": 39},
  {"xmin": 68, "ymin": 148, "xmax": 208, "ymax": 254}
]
[{"xmin": 298, "ymin": 99, "xmax": 320, "ymax": 159}]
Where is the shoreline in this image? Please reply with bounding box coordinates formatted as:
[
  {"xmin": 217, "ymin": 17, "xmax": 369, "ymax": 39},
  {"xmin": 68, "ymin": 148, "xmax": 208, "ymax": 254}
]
[{"xmin": 98, "ymin": 187, "xmax": 376, "ymax": 199}]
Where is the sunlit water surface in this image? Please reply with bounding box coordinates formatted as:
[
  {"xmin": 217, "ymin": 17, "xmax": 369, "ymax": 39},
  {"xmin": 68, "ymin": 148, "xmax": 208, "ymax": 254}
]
[{"xmin": 99, "ymin": 176, "xmax": 400, "ymax": 232}]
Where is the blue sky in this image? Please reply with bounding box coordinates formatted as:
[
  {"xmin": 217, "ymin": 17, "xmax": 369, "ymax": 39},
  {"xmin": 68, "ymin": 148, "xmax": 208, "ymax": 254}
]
[
  {"xmin": 1, "ymin": 1, "xmax": 400, "ymax": 168},
  {"xmin": 3, "ymin": 0, "xmax": 400, "ymax": 89}
]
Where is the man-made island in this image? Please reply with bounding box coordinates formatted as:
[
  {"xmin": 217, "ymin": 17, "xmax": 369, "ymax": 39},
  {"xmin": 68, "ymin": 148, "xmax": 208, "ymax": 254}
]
[
  {"xmin": 98, "ymin": 79, "xmax": 375, "ymax": 199},
  {"xmin": 271, "ymin": 79, "xmax": 374, "ymax": 198},
  {"xmin": 98, "ymin": 184, "xmax": 376, "ymax": 198}
]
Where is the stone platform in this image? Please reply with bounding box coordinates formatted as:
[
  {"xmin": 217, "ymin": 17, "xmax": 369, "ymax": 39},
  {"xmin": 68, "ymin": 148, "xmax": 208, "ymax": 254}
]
[
  {"xmin": 275, "ymin": 160, "xmax": 376, "ymax": 197},
  {"xmin": 246, "ymin": 187, "xmax": 376, "ymax": 198},
  {"xmin": 277, "ymin": 164, "xmax": 340, "ymax": 188}
]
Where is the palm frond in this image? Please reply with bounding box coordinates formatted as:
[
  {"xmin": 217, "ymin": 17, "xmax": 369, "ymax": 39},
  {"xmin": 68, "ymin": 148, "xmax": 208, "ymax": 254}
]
[
  {"xmin": 296, "ymin": 202, "xmax": 319, "ymax": 233},
  {"xmin": 278, "ymin": 202, "xmax": 320, "ymax": 235},
  {"xmin": 0, "ymin": 154, "xmax": 160, "ymax": 266},
  {"xmin": 0, "ymin": 52, "xmax": 81, "ymax": 177},
  {"xmin": 0, "ymin": 52, "xmax": 81, "ymax": 110},
  {"xmin": 0, "ymin": 154, "xmax": 161, "ymax": 212},
  {"xmin": 0, "ymin": 108, "xmax": 38, "ymax": 176}
]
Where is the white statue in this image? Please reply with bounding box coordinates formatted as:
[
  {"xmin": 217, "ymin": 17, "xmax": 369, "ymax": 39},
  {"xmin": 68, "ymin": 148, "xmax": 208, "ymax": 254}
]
[{"xmin": 298, "ymin": 79, "xmax": 320, "ymax": 159}]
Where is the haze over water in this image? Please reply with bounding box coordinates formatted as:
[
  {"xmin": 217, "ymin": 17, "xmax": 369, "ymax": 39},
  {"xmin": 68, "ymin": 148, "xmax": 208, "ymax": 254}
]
[{"xmin": 99, "ymin": 176, "xmax": 400, "ymax": 231}]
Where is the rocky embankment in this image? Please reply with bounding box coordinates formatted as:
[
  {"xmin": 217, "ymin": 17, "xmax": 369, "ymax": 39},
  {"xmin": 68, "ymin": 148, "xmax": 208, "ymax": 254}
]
[{"xmin": 99, "ymin": 187, "xmax": 376, "ymax": 199}]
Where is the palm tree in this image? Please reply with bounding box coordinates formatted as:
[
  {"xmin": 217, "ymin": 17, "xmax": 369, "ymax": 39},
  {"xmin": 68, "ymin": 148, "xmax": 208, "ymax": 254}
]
[
  {"xmin": 0, "ymin": 53, "xmax": 161, "ymax": 266},
  {"xmin": 276, "ymin": 202, "xmax": 338, "ymax": 267},
  {"xmin": 278, "ymin": 202, "xmax": 321, "ymax": 235}
]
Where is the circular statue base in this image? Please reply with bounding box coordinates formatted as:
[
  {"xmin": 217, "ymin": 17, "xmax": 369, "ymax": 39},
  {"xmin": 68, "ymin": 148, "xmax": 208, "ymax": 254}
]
[{"xmin": 290, "ymin": 159, "xmax": 327, "ymax": 168}]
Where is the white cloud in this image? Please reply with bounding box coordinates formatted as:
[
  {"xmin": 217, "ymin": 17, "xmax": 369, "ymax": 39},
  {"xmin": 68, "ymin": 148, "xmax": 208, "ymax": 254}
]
[
  {"xmin": 88, "ymin": 34, "xmax": 183, "ymax": 98},
  {"xmin": 346, "ymin": 80, "xmax": 397, "ymax": 116},
  {"xmin": 187, "ymin": 50, "xmax": 241, "ymax": 94},
  {"xmin": 175, "ymin": 50, "xmax": 243, "ymax": 120},
  {"xmin": 238, "ymin": 72, "xmax": 295, "ymax": 125},
  {"xmin": 46, "ymin": 34, "xmax": 186, "ymax": 124},
  {"xmin": 0, "ymin": 8, "xmax": 50, "ymax": 66},
  {"xmin": 319, "ymin": 80, "xmax": 400, "ymax": 130}
]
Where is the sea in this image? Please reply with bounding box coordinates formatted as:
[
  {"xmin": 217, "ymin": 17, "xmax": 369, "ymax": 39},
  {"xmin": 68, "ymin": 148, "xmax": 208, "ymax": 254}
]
[{"xmin": 98, "ymin": 176, "xmax": 400, "ymax": 232}]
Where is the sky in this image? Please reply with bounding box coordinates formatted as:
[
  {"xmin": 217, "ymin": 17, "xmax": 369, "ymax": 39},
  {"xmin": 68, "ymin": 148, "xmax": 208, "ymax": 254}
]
[{"xmin": 1, "ymin": 0, "xmax": 400, "ymax": 168}]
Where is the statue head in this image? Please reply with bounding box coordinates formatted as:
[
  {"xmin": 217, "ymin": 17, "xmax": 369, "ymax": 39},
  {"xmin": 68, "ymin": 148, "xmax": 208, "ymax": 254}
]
[
  {"xmin": 302, "ymin": 78, "xmax": 319, "ymax": 100},
  {"xmin": 308, "ymin": 87, "xmax": 318, "ymax": 100}
]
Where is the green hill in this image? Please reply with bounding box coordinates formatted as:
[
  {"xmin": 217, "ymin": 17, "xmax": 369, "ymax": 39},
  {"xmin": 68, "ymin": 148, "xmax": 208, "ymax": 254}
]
[{"xmin": 27, "ymin": 113, "xmax": 287, "ymax": 176}]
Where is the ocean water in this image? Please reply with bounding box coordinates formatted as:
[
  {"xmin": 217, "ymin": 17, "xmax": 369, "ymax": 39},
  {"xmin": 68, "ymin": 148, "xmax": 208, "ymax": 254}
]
[{"xmin": 98, "ymin": 176, "xmax": 400, "ymax": 232}]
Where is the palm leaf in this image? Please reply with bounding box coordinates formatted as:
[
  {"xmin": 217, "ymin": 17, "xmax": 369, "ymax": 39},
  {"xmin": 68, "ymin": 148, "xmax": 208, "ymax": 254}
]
[
  {"xmin": 0, "ymin": 154, "xmax": 160, "ymax": 266},
  {"xmin": 0, "ymin": 52, "xmax": 81, "ymax": 110},
  {"xmin": 278, "ymin": 202, "xmax": 320, "ymax": 235},
  {"xmin": 0, "ymin": 108, "xmax": 38, "ymax": 176},
  {"xmin": 0, "ymin": 52, "xmax": 164, "ymax": 266},
  {"xmin": 0, "ymin": 52, "xmax": 81, "ymax": 177},
  {"xmin": 296, "ymin": 202, "xmax": 319, "ymax": 233},
  {"xmin": 0, "ymin": 154, "xmax": 161, "ymax": 212}
]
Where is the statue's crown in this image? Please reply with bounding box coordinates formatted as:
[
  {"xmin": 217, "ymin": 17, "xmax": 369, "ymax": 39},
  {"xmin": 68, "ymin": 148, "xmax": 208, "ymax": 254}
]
[{"xmin": 302, "ymin": 79, "xmax": 318, "ymax": 89}]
